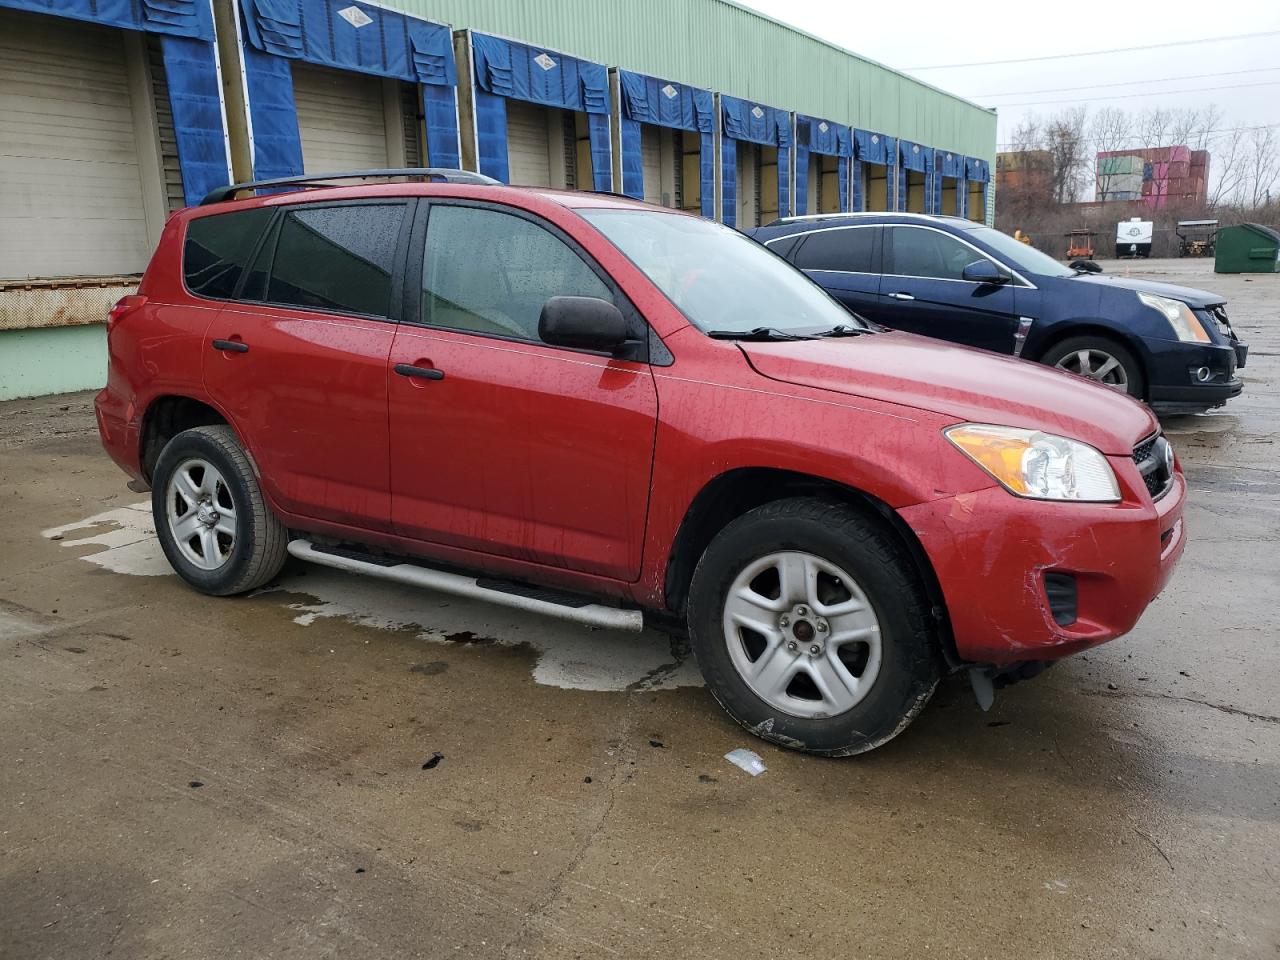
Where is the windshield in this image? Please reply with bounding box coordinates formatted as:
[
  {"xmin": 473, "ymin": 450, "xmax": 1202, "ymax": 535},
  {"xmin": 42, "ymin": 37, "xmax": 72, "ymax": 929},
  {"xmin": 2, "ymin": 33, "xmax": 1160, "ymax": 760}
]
[
  {"xmin": 579, "ymin": 209, "xmax": 864, "ymax": 335},
  {"xmin": 966, "ymin": 225, "xmax": 1075, "ymax": 278}
]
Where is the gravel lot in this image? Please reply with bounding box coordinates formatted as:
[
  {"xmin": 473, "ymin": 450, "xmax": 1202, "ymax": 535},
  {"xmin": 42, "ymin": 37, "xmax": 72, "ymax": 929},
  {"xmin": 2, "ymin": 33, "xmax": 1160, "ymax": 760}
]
[{"xmin": 2, "ymin": 258, "xmax": 1277, "ymax": 959}]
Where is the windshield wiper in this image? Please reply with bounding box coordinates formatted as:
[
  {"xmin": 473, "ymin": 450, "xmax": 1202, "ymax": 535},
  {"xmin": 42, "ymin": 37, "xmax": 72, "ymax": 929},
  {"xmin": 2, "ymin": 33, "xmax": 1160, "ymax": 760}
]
[
  {"xmin": 815, "ymin": 324, "xmax": 868, "ymax": 338},
  {"xmin": 706, "ymin": 326, "xmax": 814, "ymax": 341}
]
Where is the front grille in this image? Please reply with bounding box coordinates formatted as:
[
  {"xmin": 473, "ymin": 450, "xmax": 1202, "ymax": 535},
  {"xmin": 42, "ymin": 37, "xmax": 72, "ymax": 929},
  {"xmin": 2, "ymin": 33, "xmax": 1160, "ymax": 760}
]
[{"xmin": 1133, "ymin": 433, "xmax": 1174, "ymax": 500}]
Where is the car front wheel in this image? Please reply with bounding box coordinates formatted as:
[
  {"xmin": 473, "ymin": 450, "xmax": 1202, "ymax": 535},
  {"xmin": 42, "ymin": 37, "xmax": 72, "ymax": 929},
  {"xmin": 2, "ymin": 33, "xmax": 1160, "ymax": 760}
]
[
  {"xmin": 687, "ymin": 498, "xmax": 942, "ymax": 756},
  {"xmin": 152, "ymin": 425, "xmax": 288, "ymax": 596},
  {"xmin": 1041, "ymin": 335, "xmax": 1145, "ymax": 400}
]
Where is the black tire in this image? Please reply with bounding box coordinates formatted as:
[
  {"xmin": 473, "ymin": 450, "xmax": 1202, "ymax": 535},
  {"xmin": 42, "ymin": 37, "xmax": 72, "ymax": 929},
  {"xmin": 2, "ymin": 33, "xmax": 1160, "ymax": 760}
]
[
  {"xmin": 1040, "ymin": 335, "xmax": 1146, "ymax": 400},
  {"xmin": 152, "ymin": 425, "xmax": 288, "ymax": 596},
  {"xmin": 687, "ymin": 498, "xmax": 942, "ymax": 756}
]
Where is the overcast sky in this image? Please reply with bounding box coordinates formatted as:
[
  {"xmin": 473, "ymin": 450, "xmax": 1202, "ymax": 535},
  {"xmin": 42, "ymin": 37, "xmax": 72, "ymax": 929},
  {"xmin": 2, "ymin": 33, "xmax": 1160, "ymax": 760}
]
[{"xmin": 736, "ymin": 0, "xmax": 1280, "ymax": 149}]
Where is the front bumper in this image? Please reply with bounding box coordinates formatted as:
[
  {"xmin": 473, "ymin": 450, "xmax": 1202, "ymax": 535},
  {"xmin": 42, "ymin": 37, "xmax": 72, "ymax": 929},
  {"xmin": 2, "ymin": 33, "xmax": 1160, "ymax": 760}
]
[
  {"xmin": 1145, "ymin": 335, "xmax": 1246, "ymax": 411},
  {"xmin": 899, "ymin": 465, "xmax": 1186, "ymax": 665}
]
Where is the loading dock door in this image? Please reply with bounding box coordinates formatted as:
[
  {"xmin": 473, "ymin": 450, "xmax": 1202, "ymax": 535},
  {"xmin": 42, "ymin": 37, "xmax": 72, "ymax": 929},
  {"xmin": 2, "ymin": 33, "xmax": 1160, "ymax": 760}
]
[
  {"xmin": 292, "ymin": 63, "xmax": 394, "ymax": 173},
  {"xmin": 866, "ymin": 165, "xmax": 889, "ymax": 210},
  {"xmin": 737, "ymin": 142, "xmax": 759, "ymax": 228},
  {"xmin": 0, "ymin": 10, "xmax": 153, "ymax": 278},
  {"xmin": 506, "ymin": 99, "xmax": 553, "ymax": 187},
  {"xmin": 640, "ymin": 125, "xmax": 662, "ymax": 203},
  {"xmin": 806, "ymin": 152, "xmax": 821, "ymax": 214}
]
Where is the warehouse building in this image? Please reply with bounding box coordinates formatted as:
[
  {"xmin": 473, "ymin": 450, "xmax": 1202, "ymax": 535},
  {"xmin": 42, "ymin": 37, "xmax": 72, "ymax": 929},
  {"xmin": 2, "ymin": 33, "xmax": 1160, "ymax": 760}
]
[{"xmin": 0, "ymin": 0, "xmax": 996, "ymax": 400}]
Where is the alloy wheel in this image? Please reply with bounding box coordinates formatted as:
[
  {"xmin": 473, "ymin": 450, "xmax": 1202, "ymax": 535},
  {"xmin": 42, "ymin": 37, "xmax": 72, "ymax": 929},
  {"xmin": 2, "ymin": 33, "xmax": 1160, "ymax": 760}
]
[
  {"xmin": 721, "ymin": 551, "xmax": 883, "ymax": 719},
  {"xmin": 1054, "ymin": 348, "xmax": 1129, "ymax": 392},
  {"xmin": 165, "ymin": 457, "xmax": 237, "ymax": 570}
]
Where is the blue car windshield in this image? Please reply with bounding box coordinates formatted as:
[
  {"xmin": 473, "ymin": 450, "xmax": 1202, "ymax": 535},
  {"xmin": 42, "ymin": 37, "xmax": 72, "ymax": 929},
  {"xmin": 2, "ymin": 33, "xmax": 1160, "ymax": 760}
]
[
  {"xmin": 579, "ymin": 209, "xmax": 865, "ymax": 335},
  {"xmin": 965, "ymin": 225, "xmax": 1076, "ymax": 278}
]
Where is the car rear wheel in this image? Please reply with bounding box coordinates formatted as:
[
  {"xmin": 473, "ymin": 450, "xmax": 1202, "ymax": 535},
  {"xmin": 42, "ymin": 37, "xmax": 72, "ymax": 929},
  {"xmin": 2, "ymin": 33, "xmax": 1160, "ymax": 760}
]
[
  {"xmin": 152, "ymin": 425, "xmax": 288, "ymax": 596},
  {"xmin": 1041, "ymin": 336, "xmax": 1145, "ymax": 400},
  {"xmin": 687, "ymin": 498, "xmax": 942, "ymax": 756}
]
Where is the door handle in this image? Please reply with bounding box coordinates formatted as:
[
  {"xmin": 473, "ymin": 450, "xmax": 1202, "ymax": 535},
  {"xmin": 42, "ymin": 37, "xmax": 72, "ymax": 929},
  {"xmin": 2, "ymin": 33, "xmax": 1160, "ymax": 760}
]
[
  {"xmin": 889, "ymin": 292, "xmax": 915, "ymax": 301},
  {"xmin": 211, "ymin": 339, "xmax": 249, "ymax": 353},
  {"xmin": 394, "ymin": 363, "xmax": 445, "ymax": 381}
]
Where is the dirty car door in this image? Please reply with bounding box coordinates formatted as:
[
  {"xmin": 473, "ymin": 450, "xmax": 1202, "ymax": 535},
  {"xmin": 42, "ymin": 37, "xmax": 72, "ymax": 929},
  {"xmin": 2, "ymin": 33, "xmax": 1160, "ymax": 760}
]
[
  {"xmin": 202, "ymin": 201, "xmax": 409, "ymax": 531},
  {"xmin": 387, "ymin": 201, "xmax": 659, "ymax": 581}
]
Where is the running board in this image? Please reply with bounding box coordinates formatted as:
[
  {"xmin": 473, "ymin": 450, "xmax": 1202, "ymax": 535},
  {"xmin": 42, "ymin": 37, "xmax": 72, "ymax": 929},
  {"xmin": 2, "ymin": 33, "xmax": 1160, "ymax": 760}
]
[{"xmin": 286, "ymin": 540, "xmax": 644, "ymax": 632}]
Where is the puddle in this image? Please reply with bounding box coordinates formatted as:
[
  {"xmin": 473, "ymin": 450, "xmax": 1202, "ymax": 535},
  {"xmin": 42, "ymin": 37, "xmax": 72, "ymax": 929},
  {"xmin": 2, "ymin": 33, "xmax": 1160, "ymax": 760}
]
[{"xmin": 42, "ymin": 503, "xmax": 703, "ymax": 693}]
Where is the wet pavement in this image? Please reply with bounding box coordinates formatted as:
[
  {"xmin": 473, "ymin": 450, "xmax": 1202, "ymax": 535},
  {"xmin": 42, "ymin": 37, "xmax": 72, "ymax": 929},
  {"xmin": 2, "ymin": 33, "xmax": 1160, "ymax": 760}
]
[{"xmin": 2, "ymin": 259, "xmax": 1277, "ymax": 959}]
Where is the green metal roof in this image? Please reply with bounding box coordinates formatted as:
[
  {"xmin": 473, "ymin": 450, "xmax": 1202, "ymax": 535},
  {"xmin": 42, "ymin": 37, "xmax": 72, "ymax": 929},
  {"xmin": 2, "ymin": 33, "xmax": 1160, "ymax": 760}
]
[{"xmin": 382, "ymin": 0, "xmax": 997, "ymax": 162}]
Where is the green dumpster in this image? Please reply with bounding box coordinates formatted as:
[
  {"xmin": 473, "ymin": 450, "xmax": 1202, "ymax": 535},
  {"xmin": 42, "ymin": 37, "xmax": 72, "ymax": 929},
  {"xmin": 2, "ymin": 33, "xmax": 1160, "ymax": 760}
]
[{"xmin": 1215, "ymin": 222, "xmax": 1280, "ymax": 273}]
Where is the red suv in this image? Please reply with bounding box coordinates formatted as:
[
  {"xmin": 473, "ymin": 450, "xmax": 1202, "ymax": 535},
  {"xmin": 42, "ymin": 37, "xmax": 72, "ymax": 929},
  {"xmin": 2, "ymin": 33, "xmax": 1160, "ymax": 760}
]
[{"xmin": 96, "ymin": 170, "xmax": 1186, "ymax": 756}]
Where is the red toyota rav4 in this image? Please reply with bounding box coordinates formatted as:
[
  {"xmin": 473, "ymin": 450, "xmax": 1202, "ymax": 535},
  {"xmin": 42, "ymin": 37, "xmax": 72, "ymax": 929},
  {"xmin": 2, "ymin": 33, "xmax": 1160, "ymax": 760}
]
[{"xmin": 96, "ymin": 170, "xmax": 1186, "ymax": 755}]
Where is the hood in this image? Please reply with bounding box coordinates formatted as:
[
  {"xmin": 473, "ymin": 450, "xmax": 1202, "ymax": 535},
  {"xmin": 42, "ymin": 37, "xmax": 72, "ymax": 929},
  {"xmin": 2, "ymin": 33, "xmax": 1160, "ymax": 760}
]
[
  {"xmin": 740, "ymin": 332, "xmax": 1157, "ymax": 455},
  {"xmin": 1068, "ymin": 273, "xmax": 1225, "ymax": 309}
]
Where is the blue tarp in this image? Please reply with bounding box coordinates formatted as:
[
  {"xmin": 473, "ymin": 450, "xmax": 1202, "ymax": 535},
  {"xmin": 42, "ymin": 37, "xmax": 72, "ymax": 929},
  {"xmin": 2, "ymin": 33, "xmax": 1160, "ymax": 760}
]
[
  {"xmin": 617, "ymin": 70, "xmax": 714, "ymax": 216},
  {"xmin": 853, "ymin": 129, "xmax": 895, "ymax": 167},
  {"xmin": 473, "ymin": 33, "xmax": 607, "ymax": 115},
  {"xmin": 0, "ymin": 0, "xmax": 212, "ymax": 38},
  {"xmin": 932, "ymin": 149, "xmax": 963, "ymax": 217},
  {"xmin": 241, "ymin": 0, "xmax": 456, "ymax": 85},
  {"xmin": 896, "ymin": 141, "xmax": 930, "ymax": 212},
  {"xmin": 795, "ymin": 115, "xmax": 852, "ymax": 214},
  {"xmin": 161, "ymin": 36, "xmax": 230, "ymax": 204},
  {"xmin": 239, "ymin": 0, "xmax": 459, "ymax": 178},
  {"xmin": 720, "ymin": 95, "xmax": 791, "ymax": 228},
  {"xmin": 0, "ymin": 0, "xmax": 227, "ymax": 207},
  {"xmin": 965, "ymin": 156, "xmax": 989, "ymax": 182},
  {"xmin": 471, "ymin": 33, "xmax": 611, "ymax": 191}
]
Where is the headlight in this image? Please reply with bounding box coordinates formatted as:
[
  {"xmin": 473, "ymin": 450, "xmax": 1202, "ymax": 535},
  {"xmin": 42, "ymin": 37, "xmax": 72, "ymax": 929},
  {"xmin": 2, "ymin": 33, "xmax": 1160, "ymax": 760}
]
[
  {"xmin": 945, "ymin": 424, "xmax": 1121, "ymax": 502},
  {"xmin": 1137, "ymin": 292, "xmax": 1209, "ymax": 343}
]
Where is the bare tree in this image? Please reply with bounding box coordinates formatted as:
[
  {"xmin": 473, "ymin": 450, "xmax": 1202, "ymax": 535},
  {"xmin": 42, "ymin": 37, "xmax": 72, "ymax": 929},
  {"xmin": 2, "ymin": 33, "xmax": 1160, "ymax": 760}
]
[
  {"xmin": 1089, "ymin": 107, "xmax": 1133, "ymax": 201},
  {"xmin": 1207, "ymin": 126, "xmax": 1248, "ymax": 208},
  {"xmin": 1134, "ymin": 108, "xmax": 1173, "ymax": 150},
  {"xmin": 1244, "ymin": 126, "xmax": 1280, "ymax": 209},
  {"xmin": 1043, "ymin": 106, "xmax": 1087, "ymax": 204}
]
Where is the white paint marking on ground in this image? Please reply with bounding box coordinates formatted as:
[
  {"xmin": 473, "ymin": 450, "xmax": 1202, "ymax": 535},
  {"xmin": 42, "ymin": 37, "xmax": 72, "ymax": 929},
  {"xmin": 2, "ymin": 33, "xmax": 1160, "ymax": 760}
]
[{"xmin": 41, "ymin": 503, "xmax": 703, "ymax": 692}]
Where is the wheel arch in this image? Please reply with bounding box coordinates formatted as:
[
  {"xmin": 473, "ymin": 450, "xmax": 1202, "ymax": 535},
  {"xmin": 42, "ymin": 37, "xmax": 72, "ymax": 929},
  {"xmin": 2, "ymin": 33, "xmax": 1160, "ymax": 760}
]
[
  {"xmin": 1025, "ymin": 322, "xmax": 1150, "ymax": 394},
  {"xmin": 662, "ymin": 467, "xmax": 960, "ymax": 668},
  {"xmin": 139, "ymin": 395, "xmax": 234, "ymax": 483}
]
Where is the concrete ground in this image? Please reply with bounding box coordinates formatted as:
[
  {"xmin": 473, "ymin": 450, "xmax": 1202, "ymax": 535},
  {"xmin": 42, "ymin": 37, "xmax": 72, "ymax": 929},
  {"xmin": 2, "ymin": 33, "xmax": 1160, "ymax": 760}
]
[{"xmin": 2, "ymin": 259, "xmax": 1277, "ymax": 959}]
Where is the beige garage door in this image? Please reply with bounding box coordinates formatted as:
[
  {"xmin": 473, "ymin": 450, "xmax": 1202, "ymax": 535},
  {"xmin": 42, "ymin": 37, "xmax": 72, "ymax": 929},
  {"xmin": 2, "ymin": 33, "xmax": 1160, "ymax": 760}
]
[
  {"xmin": 641, "ymin": 124, "xmax": 662, "ymax": 204},
  {"xmin": 0, "ymin": 10, "xmax": 153, "ymax": 279},
  {"xmin": 506, "ymin": 99, "xmax": 552, "ymax": 187},
  {"xmin": 293, "ymin": 62, "xmax": 392, "ymax": 174}
]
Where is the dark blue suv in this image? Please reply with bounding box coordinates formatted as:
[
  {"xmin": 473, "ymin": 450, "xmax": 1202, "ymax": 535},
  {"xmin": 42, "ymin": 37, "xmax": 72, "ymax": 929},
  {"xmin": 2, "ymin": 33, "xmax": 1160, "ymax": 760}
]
[{"xmin": 746, "ymin": 213, "xmax": 1247, "ymax": 414}]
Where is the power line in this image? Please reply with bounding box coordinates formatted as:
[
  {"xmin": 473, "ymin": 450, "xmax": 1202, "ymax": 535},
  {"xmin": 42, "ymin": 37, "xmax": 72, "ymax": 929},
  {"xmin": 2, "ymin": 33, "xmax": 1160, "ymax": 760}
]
[
  {"xmin": 903, "ymin": 29, "xmax": 1280, "ymax": 70},
  {"xmin": 975, "ymin": 66, "xmax": 1280, "ymax": 99},
  {"xmin": 991, "ymin": 79, "xmax": 1280, "ymax": 109}
]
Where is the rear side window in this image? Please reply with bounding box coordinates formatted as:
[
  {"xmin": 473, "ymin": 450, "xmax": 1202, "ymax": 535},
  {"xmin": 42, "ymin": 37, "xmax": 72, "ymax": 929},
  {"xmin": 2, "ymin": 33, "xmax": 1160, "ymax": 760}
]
[
  {"xmin": 183, "ymin": 208, "xmax": 273, "ymax": 299},
  {"xmin": 265, "ymin": 204, "xmax": 406, "ymax": 317},
  {"xmin": 793, "ymin": 227, "xmax": 876, "ymax": 273}
]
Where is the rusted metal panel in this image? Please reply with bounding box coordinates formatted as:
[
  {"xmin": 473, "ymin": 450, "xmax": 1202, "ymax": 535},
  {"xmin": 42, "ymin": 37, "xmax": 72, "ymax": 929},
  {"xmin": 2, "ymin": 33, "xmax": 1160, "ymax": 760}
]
[{"xmin": 0, "ymin": 278, "xmax": 140, "ymax": 331}]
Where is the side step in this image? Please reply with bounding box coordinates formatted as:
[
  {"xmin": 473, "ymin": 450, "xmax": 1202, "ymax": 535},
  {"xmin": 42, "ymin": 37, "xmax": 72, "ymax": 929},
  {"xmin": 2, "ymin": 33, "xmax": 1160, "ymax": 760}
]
[{"xmin": 286, "ymin": 540, "xmax": 645, "ymax": 632}]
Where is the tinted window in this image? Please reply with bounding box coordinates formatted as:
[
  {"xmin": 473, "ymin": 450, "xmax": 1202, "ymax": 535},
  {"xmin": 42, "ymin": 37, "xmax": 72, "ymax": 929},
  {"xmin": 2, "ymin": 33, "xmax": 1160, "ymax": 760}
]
[
  {"xmin": 183, "ymin": 208, "xmax": 273, "ymax": 299},
  {"xmin": 764, "ymin": 234, "xmax": 802, "ymax": 260},
  {"xmin": 793, "ymin": 227, "xmax": 876, "ymax": 273},
  {"xmin": 421, "ymin": 205, "xmax": 612, "ymax": 341},
  {"xmin": 266, "ymin": 204, "xmax": 405, "ymax": 316},
  {"xmin": 887, "ymin": 226, "xmax": 981, "ymax": 281}
]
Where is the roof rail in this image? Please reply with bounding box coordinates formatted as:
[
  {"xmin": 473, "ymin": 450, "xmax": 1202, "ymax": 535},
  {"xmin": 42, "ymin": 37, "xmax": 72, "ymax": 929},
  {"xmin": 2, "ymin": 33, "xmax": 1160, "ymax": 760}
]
[{"xmin": 199, "ymin": 168, "xmax": 501, "ymax": 205}]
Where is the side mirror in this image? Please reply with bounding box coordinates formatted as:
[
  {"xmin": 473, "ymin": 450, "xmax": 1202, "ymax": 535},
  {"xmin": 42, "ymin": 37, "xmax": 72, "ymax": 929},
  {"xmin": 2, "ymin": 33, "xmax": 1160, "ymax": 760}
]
[
  {"xmin": 962, "ymin": 260, "xmax": 1010, "ymax": 285},
  {"xmin": 538, "ymin": 296, "xmax": 629, "ymax": 352}
]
